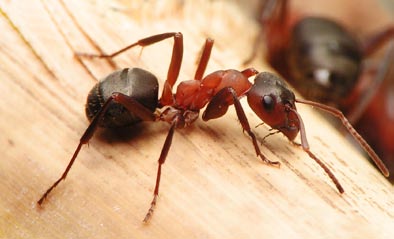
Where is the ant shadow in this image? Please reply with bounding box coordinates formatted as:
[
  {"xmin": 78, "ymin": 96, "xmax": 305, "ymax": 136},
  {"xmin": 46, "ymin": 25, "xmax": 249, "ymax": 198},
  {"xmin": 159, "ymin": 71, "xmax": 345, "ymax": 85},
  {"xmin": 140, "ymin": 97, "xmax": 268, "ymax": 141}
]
[
  {"xmin": 94, "ymin": 122, "xmax": 167, "ymax": 144},
  {"xmin": 95, "ymin": 124, "xmax": 146, "ymax": 143}
]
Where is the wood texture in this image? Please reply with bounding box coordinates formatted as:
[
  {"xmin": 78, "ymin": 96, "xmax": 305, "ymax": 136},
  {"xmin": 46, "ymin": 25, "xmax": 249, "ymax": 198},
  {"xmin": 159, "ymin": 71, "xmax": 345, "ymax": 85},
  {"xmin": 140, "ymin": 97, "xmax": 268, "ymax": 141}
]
[{"xmin": 0, "ymin": 0, "xmax": 393, "ymax": 238}]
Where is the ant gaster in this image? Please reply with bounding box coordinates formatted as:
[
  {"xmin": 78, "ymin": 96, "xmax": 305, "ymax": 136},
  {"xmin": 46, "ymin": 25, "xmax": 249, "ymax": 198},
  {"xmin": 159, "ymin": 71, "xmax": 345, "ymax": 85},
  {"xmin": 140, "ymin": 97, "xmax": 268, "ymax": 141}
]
[{"xmin": 37, "ymin": 32, "xmax": 389, "ymax": 222}]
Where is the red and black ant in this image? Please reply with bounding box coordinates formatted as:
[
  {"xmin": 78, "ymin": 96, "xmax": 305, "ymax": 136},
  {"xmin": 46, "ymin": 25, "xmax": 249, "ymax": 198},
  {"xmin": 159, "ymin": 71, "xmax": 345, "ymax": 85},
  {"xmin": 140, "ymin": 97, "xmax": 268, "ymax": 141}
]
[
  {"xmin": 246, "ymin": 0, "xmax": 394, "ymax": 178},
  {"xmin": 37, "ymin": 32, "xmax": 389, "ymax": 222}
]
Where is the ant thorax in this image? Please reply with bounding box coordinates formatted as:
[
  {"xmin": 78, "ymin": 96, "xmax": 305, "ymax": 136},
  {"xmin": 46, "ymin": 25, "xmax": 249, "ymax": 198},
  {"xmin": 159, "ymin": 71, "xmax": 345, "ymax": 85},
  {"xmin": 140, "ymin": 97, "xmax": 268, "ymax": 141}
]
[{"xmin": 159, "ymin": 106, "xmax": 199, "ymax": 128}]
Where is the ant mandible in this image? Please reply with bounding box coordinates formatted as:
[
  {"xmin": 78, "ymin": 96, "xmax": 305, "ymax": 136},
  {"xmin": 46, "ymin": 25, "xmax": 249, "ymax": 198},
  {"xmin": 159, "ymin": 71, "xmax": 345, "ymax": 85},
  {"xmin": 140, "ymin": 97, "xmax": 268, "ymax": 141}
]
[{"xmin": 37, "ymin": 32, "xmax": 389, "ymax": 222}]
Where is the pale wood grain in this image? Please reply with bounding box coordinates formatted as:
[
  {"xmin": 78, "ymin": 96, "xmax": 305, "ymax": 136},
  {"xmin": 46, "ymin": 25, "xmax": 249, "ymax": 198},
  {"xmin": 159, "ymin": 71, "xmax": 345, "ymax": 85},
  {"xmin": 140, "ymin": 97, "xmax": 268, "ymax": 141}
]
[{"xmin": 0, "ymin": 0, "xmax": 393, "ymax": 238}]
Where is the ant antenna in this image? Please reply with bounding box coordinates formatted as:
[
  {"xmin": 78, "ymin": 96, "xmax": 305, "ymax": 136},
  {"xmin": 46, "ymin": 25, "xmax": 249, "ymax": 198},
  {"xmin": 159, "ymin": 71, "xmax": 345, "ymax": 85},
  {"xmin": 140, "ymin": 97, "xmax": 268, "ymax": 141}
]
[
  {"xmin": 295, "ymin": 99, "xmax": 390, "ymax": 177},
  {"xmin": 287, "ymin": 106, "xmax": 344, "ymax": 193}
]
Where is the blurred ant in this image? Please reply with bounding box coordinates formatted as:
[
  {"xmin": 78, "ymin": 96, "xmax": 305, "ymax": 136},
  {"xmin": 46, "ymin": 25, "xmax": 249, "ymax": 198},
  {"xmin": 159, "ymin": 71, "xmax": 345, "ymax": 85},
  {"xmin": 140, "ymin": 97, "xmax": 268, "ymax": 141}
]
[
  {"xmin": 246, "ymin": 0, "xmax": 394, "ymax": 178},
  {"xmin": 37, "ymin": 32, "xmax": 389, "ymax": 222}
]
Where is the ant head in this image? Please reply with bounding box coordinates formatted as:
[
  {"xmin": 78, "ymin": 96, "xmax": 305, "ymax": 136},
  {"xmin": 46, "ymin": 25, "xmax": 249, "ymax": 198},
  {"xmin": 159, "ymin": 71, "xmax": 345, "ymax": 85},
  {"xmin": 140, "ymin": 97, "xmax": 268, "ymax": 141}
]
[
  {"xmin": 247, "ymin": 72, "xmax": 300, "ymax": 140},
  {"xmin": 288, "ymin": 17, "xmax": 361, "ymax": 103}
]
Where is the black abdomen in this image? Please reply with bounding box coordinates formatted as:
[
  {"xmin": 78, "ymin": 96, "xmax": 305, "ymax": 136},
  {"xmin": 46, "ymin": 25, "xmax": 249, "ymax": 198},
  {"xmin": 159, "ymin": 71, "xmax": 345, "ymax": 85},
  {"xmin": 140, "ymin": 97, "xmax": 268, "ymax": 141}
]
[
  {"xmin": 85, "ymin": 68, "xmax": 159, "ymax": 128},
  {"xmin": 288, "ymin": 17, "xmax": 362, "ymax": 105}
]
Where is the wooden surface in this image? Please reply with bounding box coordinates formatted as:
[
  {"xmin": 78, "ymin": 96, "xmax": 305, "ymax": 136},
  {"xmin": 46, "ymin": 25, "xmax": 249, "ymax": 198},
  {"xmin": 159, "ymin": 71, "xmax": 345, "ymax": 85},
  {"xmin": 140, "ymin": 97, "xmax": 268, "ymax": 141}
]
[{"xmin": 0, "ymin": 0, "xmax": 393, "ymax": 238}]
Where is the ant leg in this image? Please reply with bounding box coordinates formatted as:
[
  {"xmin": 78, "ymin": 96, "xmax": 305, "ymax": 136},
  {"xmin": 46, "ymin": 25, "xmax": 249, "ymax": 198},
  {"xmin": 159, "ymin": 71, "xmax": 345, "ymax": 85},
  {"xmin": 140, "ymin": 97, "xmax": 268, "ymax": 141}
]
[
  {"xmin": 362, "ymin": 27, "xmax": 394, "ymax": 56},
  {"xmin": 241, "ymin": 68, "xmax": 259, "ymax": 77},
  {"xmin": 37, "ymin": 93, "xmax": 157, "ymax": 205},
  {"xmin": 143, "ymin": 119, "xmax": 178, "ymax": 223},
  {"xmin": 260, "ymin": 0, "xmax": 288, "ymax": 25},
  {"xmin": 243, "ymin": 0, "xmax": 289, "ymax": 65},
  {"xmin": 159, "ymin": 33, "xmax": 184, "ymax": 106},
  {"xmin": 261, "ymin": 129, "xmax": 281, "ymax": 142},
  {"xmin": 75, "ymin": 32, "xmax": 183, "ymax": 107},
  {"xmin": 346, "ymin": 42, "xmax": 394, "ymax": 123},
  {"xmin": 255, "ymin": 123, "xmax": 282, "ymax": 142},
  {"xmin": 203, "ymin": 87, "xmax": 280, "ymax": 166},
  {"xmin": 194, "ymin": 38, "xmax": 214, "ymax": 81},
  {"xmin": 295, "ymin": 98, "xmax": 390, "ymax": 177},
  {"xmin": 243, "ymin": 0, "xmax": 288, "ymax": 65},
  {"xmin": 77, "ymin": 32, "xmax": 182, "ymax": 59},
  {"xmin": 344, "ymin": 30, "xmax": 394, "ymax": 122}
]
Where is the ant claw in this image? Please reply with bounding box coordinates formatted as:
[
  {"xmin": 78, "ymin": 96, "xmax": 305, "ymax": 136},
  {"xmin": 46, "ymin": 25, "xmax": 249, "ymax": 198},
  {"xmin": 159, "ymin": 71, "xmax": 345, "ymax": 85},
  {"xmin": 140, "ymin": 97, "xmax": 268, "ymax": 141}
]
[
  {"xmin": 260, "ymin": 156, "xmax": 281, "ymax": 168},
  {"xmin": 75, "ymin": 52, "xmax": 101, "ymax": 58},
  {"xmin": 143, "ymin": 195, "xmax": 158, "ymax": 223}
]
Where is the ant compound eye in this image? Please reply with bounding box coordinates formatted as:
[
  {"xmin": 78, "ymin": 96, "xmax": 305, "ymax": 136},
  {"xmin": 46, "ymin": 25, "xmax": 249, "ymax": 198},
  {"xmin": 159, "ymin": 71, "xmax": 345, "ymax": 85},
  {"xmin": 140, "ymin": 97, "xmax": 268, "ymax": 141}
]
[{"xmin": 262, "ymin": 95, "xmax": 275, "ymax": 112}]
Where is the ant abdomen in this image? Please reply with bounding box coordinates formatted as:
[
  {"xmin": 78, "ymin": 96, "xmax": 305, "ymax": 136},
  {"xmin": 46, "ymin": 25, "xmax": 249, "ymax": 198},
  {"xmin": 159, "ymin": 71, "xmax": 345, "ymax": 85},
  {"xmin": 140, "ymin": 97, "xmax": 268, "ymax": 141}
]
[
  {"xmin": 85, "ymin": 68, "xmax": 159, "ymax": 128},
  {"xmin": 288, "ymin": 17, "xmax": 362, "ymax": 104}
]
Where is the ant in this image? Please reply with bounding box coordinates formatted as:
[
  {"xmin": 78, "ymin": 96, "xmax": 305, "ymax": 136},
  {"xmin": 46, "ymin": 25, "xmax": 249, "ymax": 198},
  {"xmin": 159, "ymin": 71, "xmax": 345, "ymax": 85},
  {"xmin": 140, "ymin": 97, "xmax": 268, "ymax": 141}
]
[
  {"xmin": 246, "ymin": 0, "xmax": 394, "ymax": 178},
  {"xmin": 37, "ymin": 32, "xmax": 389, "ymax": 222}
]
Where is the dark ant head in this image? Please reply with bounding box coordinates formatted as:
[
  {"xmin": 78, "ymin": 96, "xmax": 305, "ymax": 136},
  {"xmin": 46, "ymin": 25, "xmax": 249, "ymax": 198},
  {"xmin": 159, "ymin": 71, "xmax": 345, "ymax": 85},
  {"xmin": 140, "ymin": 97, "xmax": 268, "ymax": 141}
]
[
  {"xmin": 288, "ymin": 17, "xmax": 362, "ymax": 104},
  {"xmin": 247, "ymin": 72, "xmax": 300, "ymax": 141}
]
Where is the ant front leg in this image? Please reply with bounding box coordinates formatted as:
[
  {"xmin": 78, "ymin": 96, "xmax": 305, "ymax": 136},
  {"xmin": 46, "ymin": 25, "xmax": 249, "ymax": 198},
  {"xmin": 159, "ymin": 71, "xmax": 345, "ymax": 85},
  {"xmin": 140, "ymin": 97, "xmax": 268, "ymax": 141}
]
[
  {"xmin": 202, "ymin": 87, "xmax": 280, "ymax": 166},
  {"xmin": 37, "ymin": 93, "xmax": 157, "ymax": 205}
]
